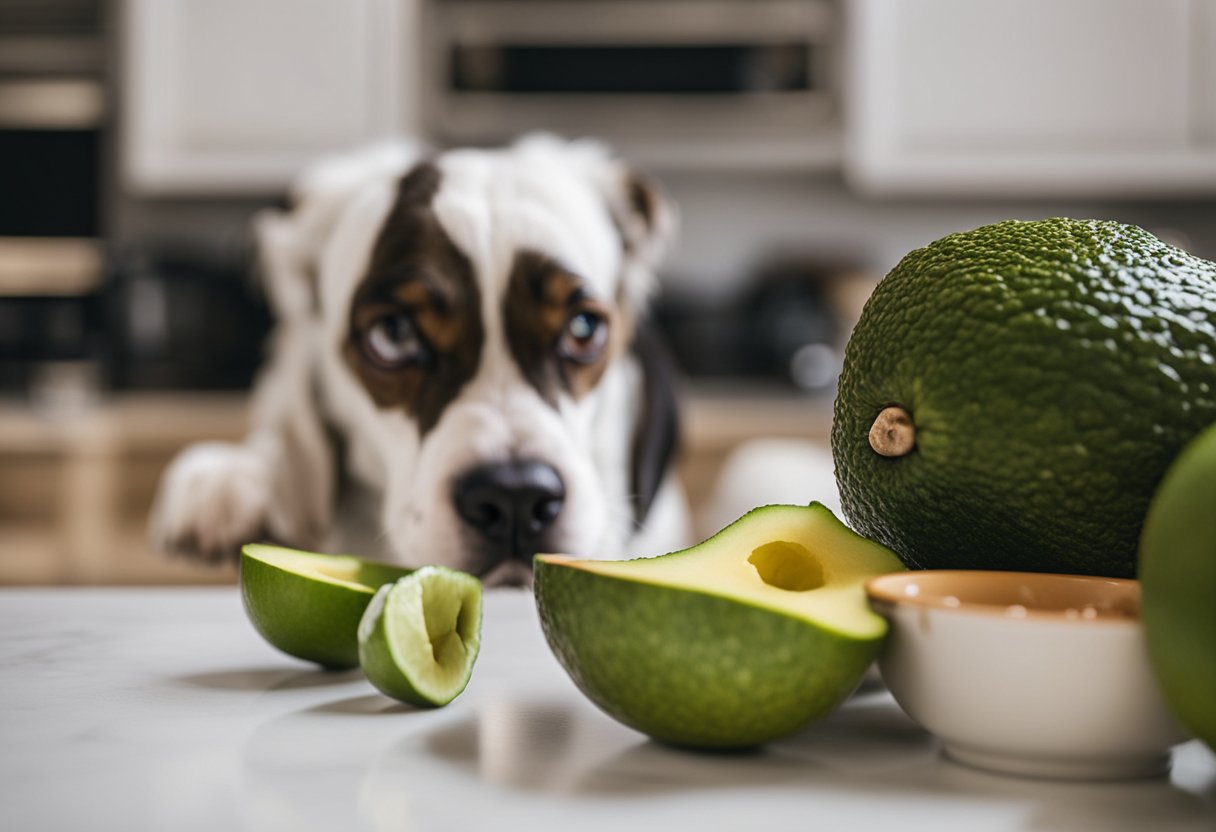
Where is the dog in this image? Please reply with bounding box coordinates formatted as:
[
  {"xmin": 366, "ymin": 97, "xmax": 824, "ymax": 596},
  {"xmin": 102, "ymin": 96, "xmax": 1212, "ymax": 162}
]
[{"xmin": 150, "ymin": 135, "xmax": 691, "ymax": 586}]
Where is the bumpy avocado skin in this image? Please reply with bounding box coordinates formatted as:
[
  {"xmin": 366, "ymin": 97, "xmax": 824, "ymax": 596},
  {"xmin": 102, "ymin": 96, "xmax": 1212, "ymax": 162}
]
[
  {"xmin": 535, "ymin": 560, "xmax": 879, "ymax": 749},
  {"xmin": 833, "ymin": 218, "xmax": 1216, "ymax": 578}
]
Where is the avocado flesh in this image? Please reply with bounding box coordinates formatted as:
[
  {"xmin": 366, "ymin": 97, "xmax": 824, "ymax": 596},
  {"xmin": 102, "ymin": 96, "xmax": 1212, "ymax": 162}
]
[
  {"xmin": 241, "ymin": 545, "xmax": 413, "ymax": 669},
  {"xmin": 833, "ymin": 218, "xmax": 1216, "ymax": 578},
  {"xmin": 243, "ymin": 544, "xmax": 413, "ymax": 591},
  {"xmin": 553, "ymin": 504, "xmax": 893, "ymax": 640},
  {"xmin": 535, "ymin": 504, "xmax": 904, "ymax": 749}
]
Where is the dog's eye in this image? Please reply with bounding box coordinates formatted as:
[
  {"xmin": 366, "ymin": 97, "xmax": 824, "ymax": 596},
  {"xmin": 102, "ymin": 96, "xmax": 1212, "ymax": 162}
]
[
  {"xmin": 362, "ymin": 313, "xmax": 429, "ymax": 369},
  {"xmin": 559, "ymin": 311, "xmax": 608, "ymax": 364}
]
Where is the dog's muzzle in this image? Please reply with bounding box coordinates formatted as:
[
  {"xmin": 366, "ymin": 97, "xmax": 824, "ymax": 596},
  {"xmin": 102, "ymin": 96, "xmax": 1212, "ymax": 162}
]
[{"xmin": 453, "ymin": 460, "xmax": 565, "ymax": 577}]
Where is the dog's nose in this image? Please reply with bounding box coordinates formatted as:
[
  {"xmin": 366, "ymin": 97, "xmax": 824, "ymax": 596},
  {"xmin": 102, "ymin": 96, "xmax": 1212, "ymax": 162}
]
[{"xmin": 453, "ymin": 461, "xmax": 565, "ymax": 560}]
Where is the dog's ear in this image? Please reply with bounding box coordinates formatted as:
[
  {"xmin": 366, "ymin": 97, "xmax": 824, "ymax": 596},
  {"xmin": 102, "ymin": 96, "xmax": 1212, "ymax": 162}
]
[
  {"xmin": 609, "ymin": 165, "xmax": 676, "ymax": 263},
  {"xmin": 264, "ymin": 403, "xmax": 336, "ymax": 551},
  {"xmin": 582, "ymin": 143, "xmax": 679, "ymax": 522},
  {"xmin": 601, "ymin": 164, "xmax": 678, "ymax": 321},
  {"xmin": 629, "ymin": 319, "xmax": 681, "ymax": 526},
  {"xmin": 514, "ymin": 134, "xmax": 677, "ymax": 321},
  {"xmin": 254, "ymin": 141, "xmax": 426, "ymax": 322},
  {"xmin": 600, "ymin": 153, "xmax": 678, "ymax": 521},
  {"xmin": 247, "ymin": 324, "xmax": 337, "ymax": 550},
  {"xmin": 254, "ymin": 208, "xmax": 315, "ymax": 322},
  {"xmin": 248, "ymin": 198, "xmax": 338, "ymax": 550}
]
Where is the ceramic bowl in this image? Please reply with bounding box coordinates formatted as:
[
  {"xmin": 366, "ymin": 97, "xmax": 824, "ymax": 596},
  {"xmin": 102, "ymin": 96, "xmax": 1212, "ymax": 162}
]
[{"xmin": 865, "ymin": 571, "xmax": 1189, "ymax": 781}]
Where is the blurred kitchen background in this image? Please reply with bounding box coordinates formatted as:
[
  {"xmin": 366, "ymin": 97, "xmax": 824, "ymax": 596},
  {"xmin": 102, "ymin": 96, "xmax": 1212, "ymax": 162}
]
[{"xmin": 2, "ymin": 0, "xmax": 1215, "ymax": 585}]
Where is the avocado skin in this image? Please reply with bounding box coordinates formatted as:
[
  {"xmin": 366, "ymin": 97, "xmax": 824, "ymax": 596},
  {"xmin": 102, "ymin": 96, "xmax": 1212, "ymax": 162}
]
[
  {"xmin": 535, "ymin": 570, "xmax": 879, "ymax": 749},
  {"xmin": 240, "ymin": 545, "xmax": 412, "ymax": 669},
  {"xmin": 1139, "ymin": 423, "xmax": 1216, "ymax": 750}
]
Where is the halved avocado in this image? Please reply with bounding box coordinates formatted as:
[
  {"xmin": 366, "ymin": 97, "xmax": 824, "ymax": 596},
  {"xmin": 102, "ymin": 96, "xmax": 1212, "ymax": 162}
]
[
  {"xmin": 241, "ymin": 544, "xmax": 413, "ymax": 669},
  {"xmin": 534, "ymin": 503, "xmax": 904, "ymax": 748}
]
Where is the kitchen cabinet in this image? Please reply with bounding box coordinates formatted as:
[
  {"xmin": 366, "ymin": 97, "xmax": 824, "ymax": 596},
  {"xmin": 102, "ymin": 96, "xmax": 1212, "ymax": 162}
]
[
  {"xmin": 122, "ymin": 0, "xmax": 419, "ymax": 194},
  {"xmin": 845, "ymin": 0, "xmax": 1216, "ymax": 197}
]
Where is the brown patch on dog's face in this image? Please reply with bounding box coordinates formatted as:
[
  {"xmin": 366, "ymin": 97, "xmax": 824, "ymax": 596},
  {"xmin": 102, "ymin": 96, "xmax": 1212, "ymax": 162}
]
[
  {"xmin": 505, "ymin": 250, "xmax": 620, "ymax": 405},
  {"xmin": 343, "ymin": 162, "xmax": 484, "ymax": 436}
]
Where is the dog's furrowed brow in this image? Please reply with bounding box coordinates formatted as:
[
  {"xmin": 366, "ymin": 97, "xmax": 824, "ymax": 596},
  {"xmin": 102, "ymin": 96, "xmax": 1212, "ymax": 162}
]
[
  {"xmin": 514, "ymin": 252, "xmax": 591, "ymax": 306},
  {"xmin": 359, "ymin": 271, "xmax": 454, "ymax": 315},
  {"xmin": 563, "ymin": 285, "xmax": 591, "ymax": 309}
]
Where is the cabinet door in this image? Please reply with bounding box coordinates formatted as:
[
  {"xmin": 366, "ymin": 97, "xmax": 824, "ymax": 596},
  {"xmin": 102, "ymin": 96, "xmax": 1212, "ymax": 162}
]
[
  {"xmin": 123, "ymin": 0, "xmax": 418, "ymax": 194},
  {"xmin": 845, "ymin": 0, "xmax": 1216, "ymax": 196}
]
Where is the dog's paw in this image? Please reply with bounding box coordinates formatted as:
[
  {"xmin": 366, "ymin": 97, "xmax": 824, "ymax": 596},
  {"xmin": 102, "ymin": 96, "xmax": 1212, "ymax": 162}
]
[{"xmin": 150, "ymin": 442, "xmax": 272, "ymax": 564}]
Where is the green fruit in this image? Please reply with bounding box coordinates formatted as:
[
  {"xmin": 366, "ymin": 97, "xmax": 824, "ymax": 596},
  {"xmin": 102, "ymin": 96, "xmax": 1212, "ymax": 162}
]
[
  {"xmin": 534, "ymin": 503, "xmax": 904, "ymax": 749},
  {"xmin": 240, "ymin": 544, "xmax": 413, "ymax": 669},
  {"xmin": 1139, "ymin": 422, "xmax": 1216, "ymax": 750},
  {"xmin": 357, "ymin": 566, "xmax": 483, "ymax": 707},
  {"xmin": 833, "ymin": 218, "xmax": 1216, "ymax": 578}
]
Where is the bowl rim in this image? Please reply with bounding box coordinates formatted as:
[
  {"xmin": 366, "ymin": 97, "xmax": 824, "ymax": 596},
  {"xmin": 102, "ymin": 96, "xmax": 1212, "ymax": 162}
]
[{"xmin": 865, "ymin": 570, "xmax": 1141, "ymax": 624}]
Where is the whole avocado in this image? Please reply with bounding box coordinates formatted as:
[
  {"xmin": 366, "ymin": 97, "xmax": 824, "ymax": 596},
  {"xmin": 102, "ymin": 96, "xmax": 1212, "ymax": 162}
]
[{"xmin": 833, "ymin": 218, "xmax": 1216, "ymax": 578}]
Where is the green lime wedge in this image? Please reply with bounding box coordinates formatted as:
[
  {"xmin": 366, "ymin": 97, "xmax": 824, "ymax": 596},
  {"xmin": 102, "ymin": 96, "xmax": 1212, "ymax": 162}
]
[{"xmin": 357, "ymin": 566, "xmax": 483, "ymax": 707}]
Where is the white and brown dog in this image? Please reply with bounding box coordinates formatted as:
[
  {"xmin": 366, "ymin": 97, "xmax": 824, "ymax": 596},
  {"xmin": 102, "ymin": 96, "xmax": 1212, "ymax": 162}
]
[{"xmin": 150, "ymin": 135, "xmax": 691, "ymax": 586}]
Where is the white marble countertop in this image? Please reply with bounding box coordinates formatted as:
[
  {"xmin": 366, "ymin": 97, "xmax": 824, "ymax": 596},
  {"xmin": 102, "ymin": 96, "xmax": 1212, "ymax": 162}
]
[{"xmin": 2, "ymin": 588, "xmax": 1213, "ymax": 832}]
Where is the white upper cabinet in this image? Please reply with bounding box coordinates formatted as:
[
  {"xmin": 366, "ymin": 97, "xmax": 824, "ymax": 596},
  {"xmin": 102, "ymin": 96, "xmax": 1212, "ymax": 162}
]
[
  {"xmin": 123, "ymin": 0, "xmax": 419, "ymax": 195},
  {"xmin": 844, "ymin": 0, "xmax": 1216, "ymax": 197}
]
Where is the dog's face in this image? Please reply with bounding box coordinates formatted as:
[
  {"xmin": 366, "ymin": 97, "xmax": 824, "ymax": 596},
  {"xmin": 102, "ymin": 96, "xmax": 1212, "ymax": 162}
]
[{"xmin": 280, "ymin": 137, "xmax": 675, "ymax": 585}]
